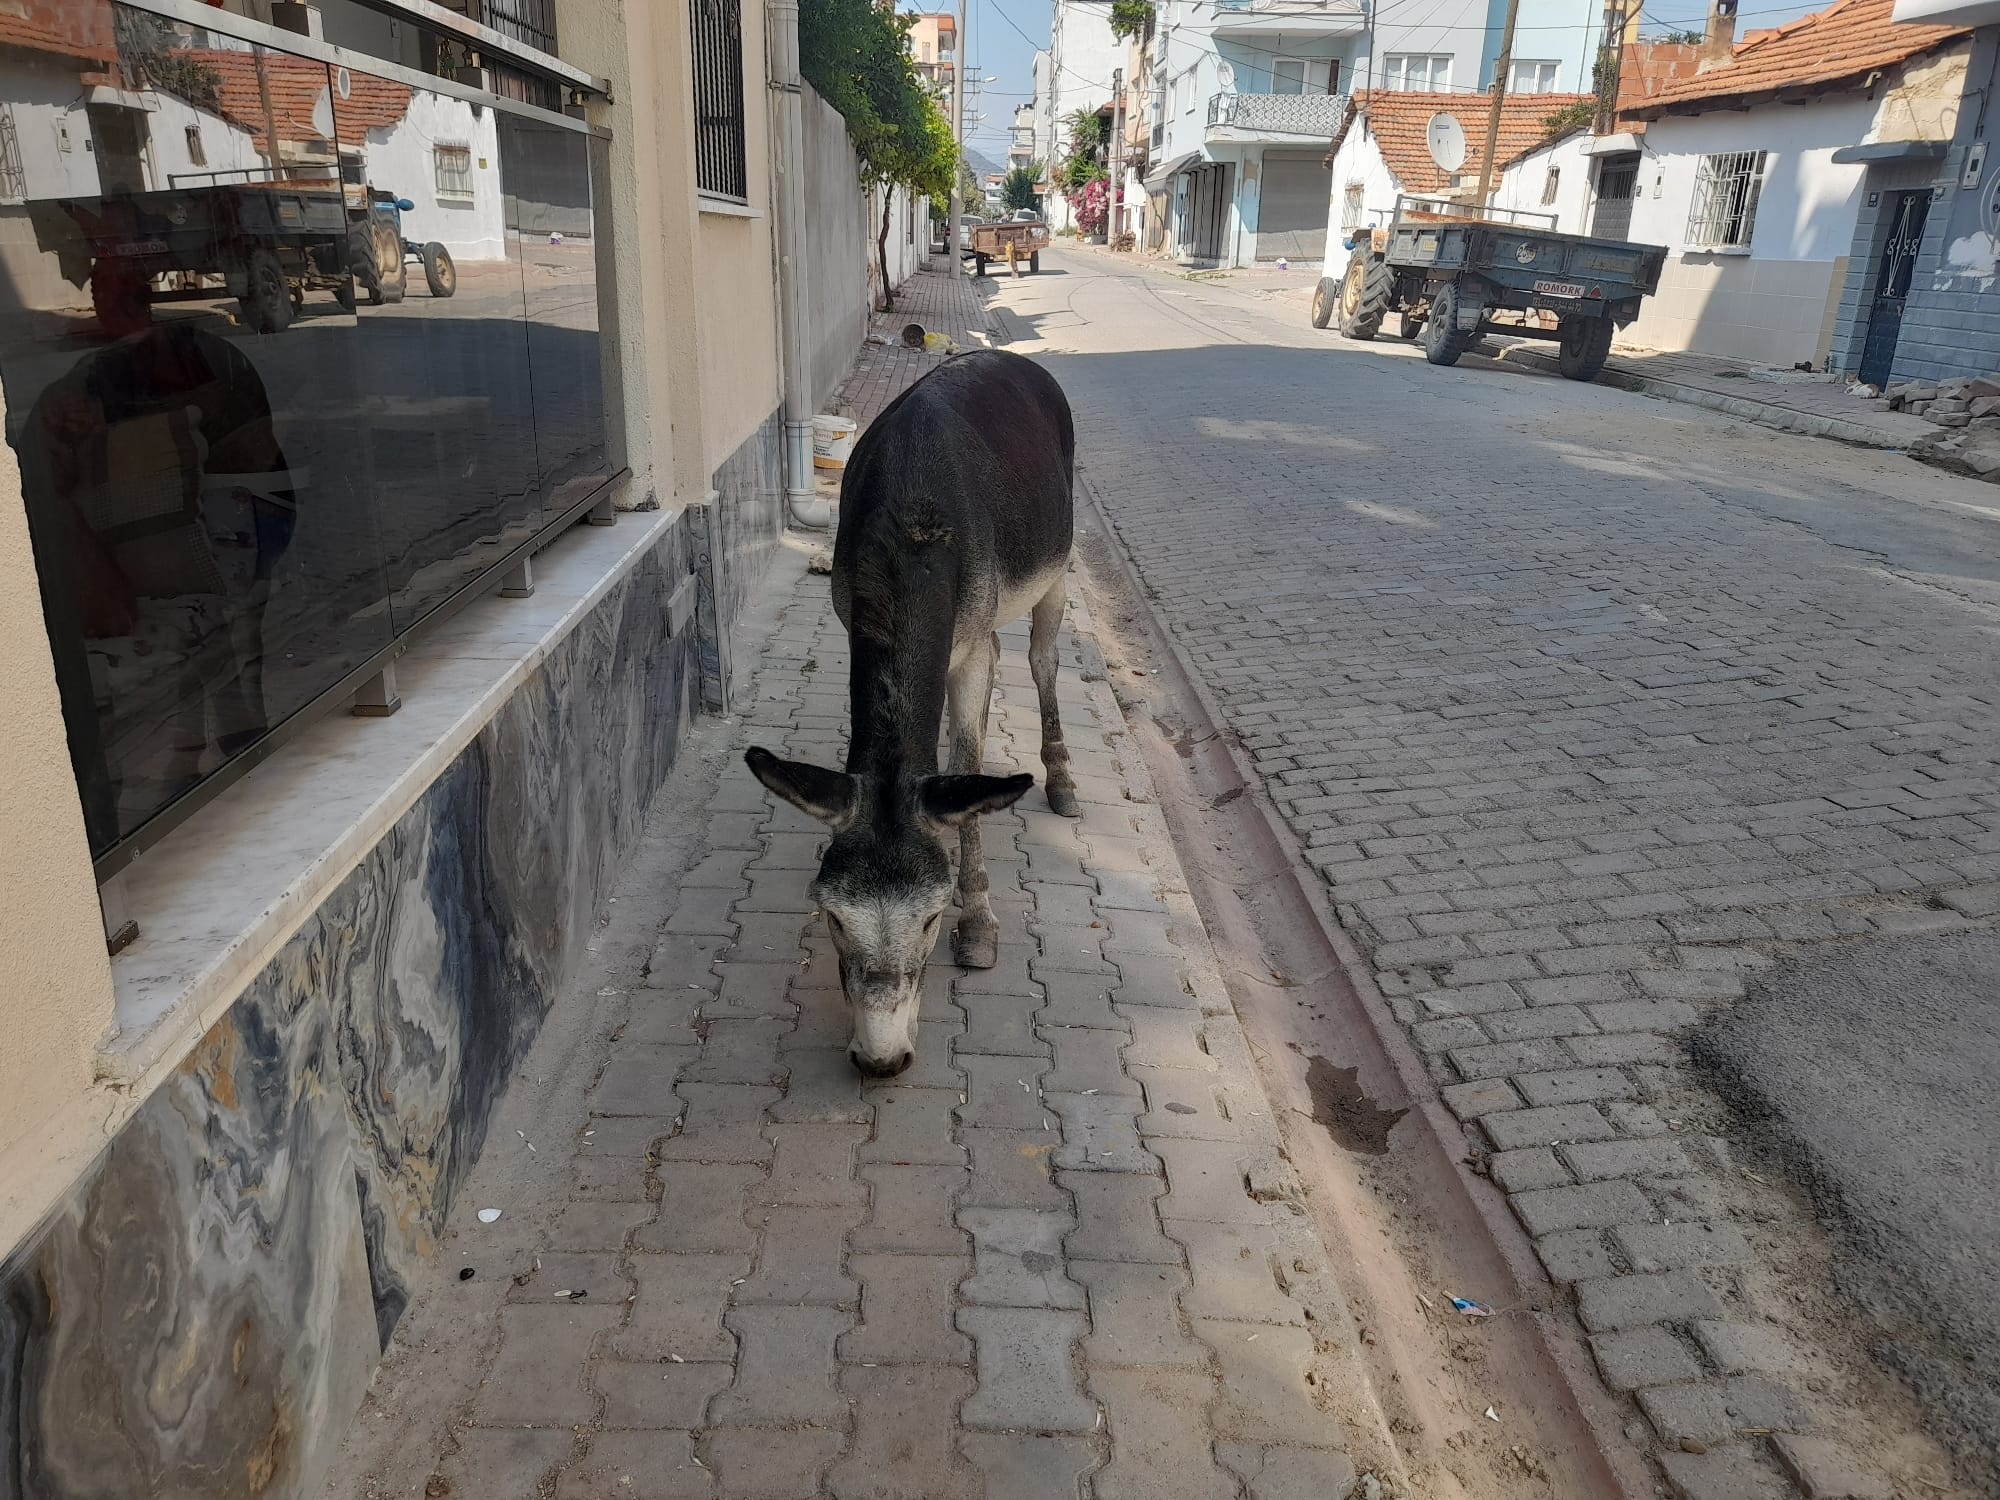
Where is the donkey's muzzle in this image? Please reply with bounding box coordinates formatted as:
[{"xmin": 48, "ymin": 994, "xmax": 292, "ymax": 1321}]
[{"xmin": 849, "ymin": 1046, "xmax": 915, "ymax": 1079}]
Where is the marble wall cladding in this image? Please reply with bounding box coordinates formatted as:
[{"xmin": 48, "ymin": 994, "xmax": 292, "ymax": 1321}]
[
  {"xmin": 693, "ymin": 411, "xmax": 785, "ymax": 713},
  {"xmin": 0, "ymin": 520, "xmax": 699, "ymax": 1500}
]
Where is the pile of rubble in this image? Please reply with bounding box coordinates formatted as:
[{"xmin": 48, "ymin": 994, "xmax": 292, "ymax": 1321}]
[{"xmin": 1884, "ymin": 376, "xmax": 2000, "ymax": 480}]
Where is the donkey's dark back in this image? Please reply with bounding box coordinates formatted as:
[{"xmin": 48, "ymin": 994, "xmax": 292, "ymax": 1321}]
[{"xmin": 834, "ymin": 349, "xmax": 1074, "ymax": 594}]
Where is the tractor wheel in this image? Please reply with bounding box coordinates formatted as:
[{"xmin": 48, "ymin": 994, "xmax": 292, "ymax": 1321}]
[
  {"xmin": 374, "ymin": 223, "xmax": 407, "ymax": 304},
  {"xmin": 1309, "ymin": 276, "xmax": 1337, "ymax": 329},
  {"xmin": 974, "ymin": 253, "xmax": 988, "ymax": 278},
  {"xmin": 1557, "ymin": 315, "xmax": 1614, "ymax": 382},
  {"xmin": 422, "ymin": 241, "xmax": 457, "ymax": 298},
  {"xmin": 239, "ymin": 247, "xmax": 294, "ymax": 334},
  {"xmin": 1396, "ymin": 308, "xmax": 1425, "ymax": 341},
  {"xmin": 1423, "ymin": 283, "xmax": 1473, "ymax": 367},
  {"xmin": 334, "ymin": 277, "xmax": 357, "ymax": 313},
  {"xmin": 1030, "ymin": 251, "xmax": 1040, "ymax": 273},
  {"xmin": 90, "ymin": 260, "xmax": 153, "ymax": 337},
  {"xmin": 1336, "ymin": 248, "xmax": 1393, "ymax": 340}
]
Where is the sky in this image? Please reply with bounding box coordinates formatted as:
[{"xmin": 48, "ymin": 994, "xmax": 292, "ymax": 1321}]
[{"xmin": 913, "ymin": 0, "xmax": 1832, "ymax": 164}]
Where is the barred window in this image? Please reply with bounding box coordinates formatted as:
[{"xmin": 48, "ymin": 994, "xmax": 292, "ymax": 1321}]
[
  {"xmin": 1342, "ymin": 181, "xmax": 1364, "ymax": 232},
  {"xmin": 1541, "ymin": 165, "xmax": 1560, "ymax": 206},
  {"xmin": 1687, "ymin": 151, "xmax": 1766, "ymax": 250},
  {"xmin": 434, "ymin": 143, "xmax": 475, "ymax": 200},
  {"xmin": 692, "ymin": 0, "xmax": 749, "ymax": 202}
]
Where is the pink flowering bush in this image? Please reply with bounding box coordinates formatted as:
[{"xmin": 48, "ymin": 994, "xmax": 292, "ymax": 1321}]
[{"xmin": 1069, "ymin": 177, "xmax": 1109, "ymax": 236}]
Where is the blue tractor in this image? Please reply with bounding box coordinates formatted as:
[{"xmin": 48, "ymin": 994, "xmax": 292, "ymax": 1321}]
[{"xmin": 353, "ymin": 190, "xmax": 456, "ymax": 304}]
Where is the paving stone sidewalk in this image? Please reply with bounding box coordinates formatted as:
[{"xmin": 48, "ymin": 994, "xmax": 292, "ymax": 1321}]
[{"xmin": 356, "ymin": 267, "xmax": 1367, "ymax": 1499}]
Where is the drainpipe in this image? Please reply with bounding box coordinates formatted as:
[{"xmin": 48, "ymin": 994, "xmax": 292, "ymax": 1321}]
[{"xmin": 767, "ymin": 0, "xmax": 831, "ymax": 529}]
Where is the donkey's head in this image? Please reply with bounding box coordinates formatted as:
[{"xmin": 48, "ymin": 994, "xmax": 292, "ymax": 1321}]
[{"xmin": 746, "ymin": 746, "xmax": 1032, "ymax": 1076}]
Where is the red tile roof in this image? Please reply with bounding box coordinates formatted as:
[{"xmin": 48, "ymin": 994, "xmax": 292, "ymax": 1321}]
[
  {"xmin": 0, "ymin": 1, "xmax": 117, "ymax": 65},
  {"xmin": 1623, "ymin": 0, "xmax": 1968, "ymax": 118},
  {"xmin": 1356, "ymin": 90, "xmax": 1592, "ymax": 193},
  {"xmin": 194, "ymin": 49, "xmax": 413, "ymax": 155}
]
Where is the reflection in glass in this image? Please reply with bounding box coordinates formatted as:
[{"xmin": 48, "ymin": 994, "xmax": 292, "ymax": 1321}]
[
  {"xmin": 0, "ymin": 1, "xmax": 609, "ymax": 860},
  {"xmin": 3, "ymin": 3, "xmax": 393, "ymax": 854}
]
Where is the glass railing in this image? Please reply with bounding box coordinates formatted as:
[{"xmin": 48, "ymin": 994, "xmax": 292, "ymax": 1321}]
[{"xmin": 1, "ymin": 1, "xmax": 610, "ymax": 867}]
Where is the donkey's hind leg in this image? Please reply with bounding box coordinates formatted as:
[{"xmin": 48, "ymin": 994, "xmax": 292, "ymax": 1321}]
[
  {"xmin": 1030, "ymin": 573, "xmax": 1079, "ymax": 818},
  {"xmin": 948, "ymin": 630, "xmax": 1002, "ymax": 969}
]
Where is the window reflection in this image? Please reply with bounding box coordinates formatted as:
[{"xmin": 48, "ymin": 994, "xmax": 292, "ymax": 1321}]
[{"xmin": 0, "ymin": 1, "xmax": 608, "ymax": 860}]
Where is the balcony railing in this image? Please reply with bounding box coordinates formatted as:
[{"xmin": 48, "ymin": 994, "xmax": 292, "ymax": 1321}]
[
  {"xmin": 1206, "ymin": 91, "xmax": 1349, "ymax": 139},
  {"xmin": 1211, "ymin": 0, "xmax": 1365, "ymax": 25}
]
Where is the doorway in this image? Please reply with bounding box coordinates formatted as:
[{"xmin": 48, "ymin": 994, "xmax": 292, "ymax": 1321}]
[
  {"xmin": 86, "ymin": 105, "xmax": 148, "ymax": 195},
  {"xmin": 1858, "ymin": 190, "xmax": 1930, "ymax": 388},
  {"xmin": 1590, "ymin": 152, "xmax": 1639, "ymax": 241}
]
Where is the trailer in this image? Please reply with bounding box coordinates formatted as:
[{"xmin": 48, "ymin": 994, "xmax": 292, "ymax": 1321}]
[
  {"xmin": 966, "ymin": 218, "xmax": 1049, "ymax": 277},
  {"xmin": 1311, "ymin": 197, "xmax": 1667, "ymax": 382},
  {"xmin": 62, "ymin": 172, "xmax": 452, "ymax": 338}
]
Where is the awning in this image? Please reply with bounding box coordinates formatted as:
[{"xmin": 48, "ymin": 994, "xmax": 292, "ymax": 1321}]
[
  {"xmin": 1584, "ymin": 133, "xmax": 1643, "ymax": 157},
  {"xmin": 1143, "ymin": 151, "xmax": 1202, "ymax": 191},
  {"xmin": 1831, "ymin": 140, "xmax": 1949, "ymax": 164}
]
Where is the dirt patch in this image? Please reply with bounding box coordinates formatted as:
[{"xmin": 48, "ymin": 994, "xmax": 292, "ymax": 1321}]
[{"xmin": 1300, "ymin": 1053, "xmax": 1409, "ymax": 1156}]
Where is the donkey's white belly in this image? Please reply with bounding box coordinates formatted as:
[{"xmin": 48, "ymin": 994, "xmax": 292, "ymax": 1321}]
[{"xmin": 949, "ymin": 561, "xmax": 1065, "ymax": 671}]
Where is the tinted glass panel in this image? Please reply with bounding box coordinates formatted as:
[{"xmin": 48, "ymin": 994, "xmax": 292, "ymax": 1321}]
[
  {"xmin": 501, "ymin": 114, "xmax": 609, "ymax": 511},
  {"xmin": 1, "ymin": 5, "xmax": 392, "ymax": 854},
  {"xmin": 0, "ymin": 2, "xmax": 608, "ymax": 861}
]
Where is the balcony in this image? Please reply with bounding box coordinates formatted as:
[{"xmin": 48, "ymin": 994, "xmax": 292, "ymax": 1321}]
[
  {"xmin": 1209, "ymin": 0, "xmax": 1364, "ymax": 33},
  {"xmin": 1206, "ymin": 91, "xmax": 1349, "ymax": 142}
]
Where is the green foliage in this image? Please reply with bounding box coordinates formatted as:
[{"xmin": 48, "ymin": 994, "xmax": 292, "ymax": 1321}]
[
  {"xmin": 114, "ymin": 10, "xmax": 222, "ymax": 111},
  {"xmin": 1057, "ymin": 108, "xmax": 1110, "ymax": 193},
  {"xmin": 1653, "ymin": 27, "xmax": 1704, "ymax": 43},
  {"xmin": 800, "ymin": 0, "xmax": 957, "ymax": 203},
  {"xmin": 1109, "ymin": 0, "xmax": 1155, "ymax": 41},
  {"xmin": 1002, "ymin": 165, "xmax": 1042, "ymax": 211},
  {"xmin": 1541, "ymin": 98, "xmax": 1595, "ymax": 136}
]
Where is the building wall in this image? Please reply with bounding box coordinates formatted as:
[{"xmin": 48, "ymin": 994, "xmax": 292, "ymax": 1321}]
[
  {"xmin": 358, "ymin": 91, "xmax": 509, "ymax": 263},
  {"xmin": 1619, "ymin": 98, "xmax": 1876, "ymax": 362},
  {"xmin": 1489, "ymin": 130, "xmax": 1597, "ymax": 231},
  {"xmin": 1893, "ymin": 29, "xmax": 2000, "ymax": 382},
  {"xmin": 1475, "ymin": 0, "xmax": 1602, "ymax": 94},
  {"xmin": 1826, "ymin": 156, "xmax": 1944, "ymax": 375},
  {"xmin": 696, "ymin": 0, "xmax": 782, "ymax": 473},
  {"xmin": 803, "ymin": 85, "xmax": 871, "ymax": 409},
  {"xmin": 0, "ymin": 381, "xmax": 116, "ymax": 1218},
  {"xmin": 1319, "ymin": 124, "xmax": 1400, "ymax": 277},
  {"xmin": 0, "ymin": 514, "xmax": 702, "ymax": 1500}
]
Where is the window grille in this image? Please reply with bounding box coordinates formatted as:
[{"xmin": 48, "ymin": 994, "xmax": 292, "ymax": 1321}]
[
  {"xmin": 1687, "ymin": 151, "xmax": 1766, "ymax": 249},
  {"xmin": 435, "ymin": 142, "xmax": 475, "ymax": 199},
  {"xmin": 691, "ymin": 0, "xmax": 749, "ymax": 202}
]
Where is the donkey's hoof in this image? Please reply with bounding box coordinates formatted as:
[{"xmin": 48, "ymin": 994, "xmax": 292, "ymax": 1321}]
[
  {"xmin": 954, "ymin": 923, "xmax": 999, "ymax": 969},
  {"xmin": 1046, "ymin": 783, "xmax": 1081, "ymax": 818}
]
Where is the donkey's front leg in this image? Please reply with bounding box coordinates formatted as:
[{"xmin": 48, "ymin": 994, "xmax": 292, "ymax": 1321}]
[
  {"xmin": 947, "ymin": 631, "xmax": 1002, "ymax": 968},
  {"xmin": 1030, "ymin": 575, "xmax": 1079, "ymax": 817}
]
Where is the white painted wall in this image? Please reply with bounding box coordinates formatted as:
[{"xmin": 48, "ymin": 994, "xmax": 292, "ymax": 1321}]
[
  {"xmin": 1489, "ymin": 129, "xmax": 1595, "ymax": 231},
  {"xmin": 1318, "ymin": 123, "xmax": 1399, "ymax": 276},
  {"xmin": 141, "ymin": 92, "xmax": 266, "ymax": 191},
  {"xmin": 1626, "ymin": 98, "xmax": 1876, "ymax": 263},
  {"xmin": 356, "ymin": 93, "xmax": 507, "ymax": 263},
  {"xmin": 0, "ymin": 62, "xmax": 105, "ymax": 202}
]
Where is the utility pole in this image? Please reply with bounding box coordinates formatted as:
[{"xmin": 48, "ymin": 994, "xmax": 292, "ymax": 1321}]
[
  {"xmin": 1593, "ymin": 0, "xmax": 1629, "ymax": 136},
  {"xmin": 1475, "ymin": 0, "xmax": 1522, "ymax": 207},
  {"xmin": 947, "ymin": 0, "xmax": 969, "ymax": 268},
  {"xmin": 1109, "ymin": 66, "xmax": 1124, "ymax": 241}
]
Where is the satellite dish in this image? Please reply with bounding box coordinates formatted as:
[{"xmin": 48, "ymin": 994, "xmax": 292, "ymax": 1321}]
[{"xmin": 1426, "ymin": 113, "xmax": 1467, "ymax": 175}]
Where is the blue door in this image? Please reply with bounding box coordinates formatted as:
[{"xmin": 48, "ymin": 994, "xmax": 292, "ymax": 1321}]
[{"xmin": 1859, "ymin": 191, "xmax": 1929, "ymax": 388}]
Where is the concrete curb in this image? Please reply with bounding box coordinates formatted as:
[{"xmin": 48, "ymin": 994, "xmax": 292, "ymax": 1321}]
[
  {"xmin": 1493, "ymin": 344, "xmax": 1919, "ymax": 451},
  {"xmin": 1071, "ymin": 468, "xmax": 1660, "ymax": 1500}
]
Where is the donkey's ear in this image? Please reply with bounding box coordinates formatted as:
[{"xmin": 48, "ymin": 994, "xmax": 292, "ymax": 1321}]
[
  {"xmin": 918, "ymin": 771, "xmax": 1035, "ymax": 829},
  {"xmin": 746, "ymin": 746, "xmax": 856, "ymax": 826}
]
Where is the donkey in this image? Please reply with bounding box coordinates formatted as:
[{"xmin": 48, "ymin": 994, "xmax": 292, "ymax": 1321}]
[{"xmin": 746, "ymin": 349, "xmax": 1077, "ymax": 1077}]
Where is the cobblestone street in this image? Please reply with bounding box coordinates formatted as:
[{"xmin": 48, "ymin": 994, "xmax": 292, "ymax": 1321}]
[{"xmin": 997, "ymin": 246, "xmax": 2000, "ymax": 1498}]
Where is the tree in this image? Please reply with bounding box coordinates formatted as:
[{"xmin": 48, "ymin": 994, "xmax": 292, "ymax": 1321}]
[
  {"xmin": 801, "ymin": 0, "xmax": 958, "ymax": 310},
  {"xmin": 1002, "ymin": 165, "xmax": 1042, "ymax": 212},
  {"xmin": 1109, "ymin": 0, "xmax": 1155, "ymax": 41}
]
